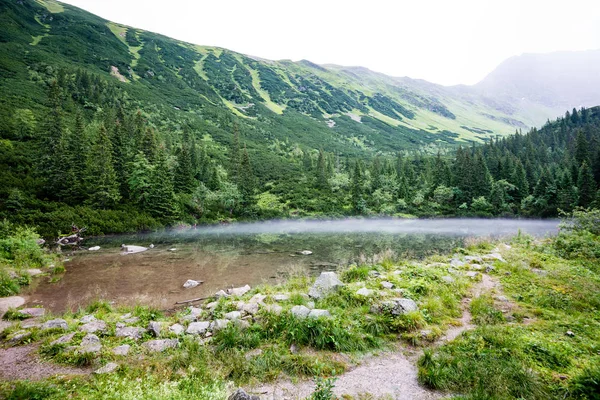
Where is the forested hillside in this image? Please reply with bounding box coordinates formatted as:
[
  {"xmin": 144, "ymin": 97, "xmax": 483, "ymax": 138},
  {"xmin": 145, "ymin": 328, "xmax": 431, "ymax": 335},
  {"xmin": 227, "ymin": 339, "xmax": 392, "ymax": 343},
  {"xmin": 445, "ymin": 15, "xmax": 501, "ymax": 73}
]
[{"xmin": 1, "ymin": 0, "xmax": 599, "ymax": 237}]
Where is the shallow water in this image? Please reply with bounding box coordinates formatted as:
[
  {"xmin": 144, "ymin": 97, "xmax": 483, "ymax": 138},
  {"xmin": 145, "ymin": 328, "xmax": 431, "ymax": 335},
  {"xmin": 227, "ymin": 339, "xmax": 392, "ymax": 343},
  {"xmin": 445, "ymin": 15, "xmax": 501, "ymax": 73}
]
[{"xmin": 25, "ymin": 218, "xmax": 559, "ymax": 312}]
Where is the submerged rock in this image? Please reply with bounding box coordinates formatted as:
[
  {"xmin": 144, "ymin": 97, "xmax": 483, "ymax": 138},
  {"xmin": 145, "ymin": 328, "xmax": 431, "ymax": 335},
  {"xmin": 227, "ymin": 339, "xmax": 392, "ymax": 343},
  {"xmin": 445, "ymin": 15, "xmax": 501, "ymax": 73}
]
[
  {"xmin": 308, "ymin": 271, "xmax": 344, "ymax": 299},
  {"xmin": 183, "ymin": 279, "xmax": 201, "ymax": 289}
]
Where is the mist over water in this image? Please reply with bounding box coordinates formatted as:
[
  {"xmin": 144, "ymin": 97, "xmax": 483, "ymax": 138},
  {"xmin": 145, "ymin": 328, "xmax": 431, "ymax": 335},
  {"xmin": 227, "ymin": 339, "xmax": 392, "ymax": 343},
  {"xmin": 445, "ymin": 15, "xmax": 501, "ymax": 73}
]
[{"xmin": 29, "ymin": 218, "xmax": 559, "ymax": 312}]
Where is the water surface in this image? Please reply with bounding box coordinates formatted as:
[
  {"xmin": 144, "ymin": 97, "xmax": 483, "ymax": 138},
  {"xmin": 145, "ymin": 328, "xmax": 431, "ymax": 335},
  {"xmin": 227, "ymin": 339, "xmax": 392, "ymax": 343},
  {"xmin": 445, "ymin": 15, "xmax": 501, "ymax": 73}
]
[{"xmin": 25, "ymin": 218, "xmax": 559, "ymax": 312}]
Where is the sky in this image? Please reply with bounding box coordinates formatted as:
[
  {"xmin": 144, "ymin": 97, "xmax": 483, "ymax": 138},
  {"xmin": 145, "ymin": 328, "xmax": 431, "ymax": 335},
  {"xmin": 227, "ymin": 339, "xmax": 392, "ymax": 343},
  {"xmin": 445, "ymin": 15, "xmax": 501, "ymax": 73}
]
[{"xmin": 59, "ymin": 0, "xmax": 600, "ymax": 86}]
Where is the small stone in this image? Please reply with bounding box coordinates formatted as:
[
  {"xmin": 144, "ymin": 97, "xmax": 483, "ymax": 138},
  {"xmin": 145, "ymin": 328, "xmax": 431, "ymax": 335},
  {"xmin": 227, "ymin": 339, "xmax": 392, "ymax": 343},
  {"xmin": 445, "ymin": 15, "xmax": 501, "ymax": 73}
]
[
  {"xmin": 79, "ymin": 334, "xmax": 102, "ymax": 353},
  {"xmin": 21, "ymin": 321, "xmax": 41, "ymax": 329},
  {"xmin": 306, "ymin": 301, "xmax": 315, "ymax": 309},
  {"xmin": 120, "ymin": 313, "xmax": 132, "ymax": 319},
  {"xmin": 19, "ymin": 308, "xmax": 45, "ymax": 317},
  {"xmin": 215, "ymin": 290, "xmax": 229, "ymax": 298},
  {"xmin": 80, "ymin": 315, "xmax": 96, "ymax": 324},
  {"xmin": 465, "ymin": 271, "xmax": 478, "ymax": 278},
  {"xmin": 241, "ymin": 303, "xmax": 259, "ymax": 315},
  {"xmin": 186, "ymin": 321, "xmax": 210, "ymax": 335},
  {"xmin": 88, "ymin": 246, "xmax": 101, "ymax": 251},
  {"xmin": 233, "ymin": 319, "xmax": 250, "ymax": 329},
  {"xmin": 272, "ymin": 294, "xmax": 290, "ymax": 302},
  {"xmin": 169, "ymin": 323, "xmax": 185, "ymax": 335},
  {"xmin": 297, "ymin": 250, "xmax": 313, "ymax": 255},
  {"xmin": 470, "ymin": 264, "xmax": 483, "ymax": 271},
  {"xmin": 495, "ymin": 295, "xmax": 509, "ymax": 302},
  {"xmin": 356, "ymin": 287, "xmax": 373, "ymax": 297},
  {"xmin": 308, "ymin": 271, "xmax": 344, "ymax": 299},
  {"xmin": 249, "ymin": 293, "xmax": 266, "ymax": 304},
  {"xmin": 380, "ymin": 281, "xmax": 394, "ymax": 289},
  {"xmin": 26, "ymin": 269, "xmax": 43, "ymax": 276},
  {"xmin": 123, "ymin": 316, "xmax": 140, "ymax": 324},
  {"xmin": 224, "ymin": 311, "xmax": 242, "ymax": 320},
  {"xmin": 80, "ymin": 320, "xmax": 106, "ymax": 334},
  {"xmin": 263, "ymin": 304, "xmax": 283, "ymax": 315},
  {"xmin": 51, "ymin": 332, "xmax": 76, "ymax": 346},
  {"xmin": 210, "ymin": 319, "xmax": 230, "ymax": 332},
  {"xmin": 368, "ymin": 270, "xmax": 381, "ymax": 277},
  {"xmin": 116, "ymin": 322, "xmax": 125, "ymax": 329},
  {"xmin": 465, "ymin": 256, "xmax": 483, "ymax": 263},
  {"xmin": 42, "ymin": 319, "xmax": 68, "ymax": 330},
  {"xmin": 183, "ymin": 279, "xmax": 201, "ymax": 289},
  {"xmin": 8, "ymin": 330, "xmax": 31, "ymax": 345},
  {"xmin": 148, "ymin": 321, "xmax": 161, "ymax": 337},
  {"xmin": 485, "ymin": 253, "xmax": 506, "ymax": 262},
  {"xmin": 485, "ymin": 265, "xmax": 495, "ymax": 273},
  {"xmin": 441, "ymin": 275, "xmax": 455, "ymax": 284},
  {"xmin": 308, "ymin": 309, "xmax": 331, "ymax": 318},
  {"xmin": 372, "ymin": 298, "xmax": 418, "ymax": 315},
  {"xmin": 228, "ymin": 285, "xmax": 251, "ymax": 297},
  {"xmin": 112, "ymin": 345, "xmax": 130, "ymax": 356},
  {"xmin": 290, "ymin": 343, "xmax": 298, "ymax": 354},
  {"xmin": 566, "ymin": 330, "xmax": 575, "ymax": 337},
  {"xmin": 450, "ymin": 258, "xmax": 465, "ymax": 267},
  {"xmin": 143, "ymin": 339, "xmax": 178, "ymax": 352},
  {"xmin": 116, "ymin": 326, "xmax": 145, "ymax": 340},
  {"xmin": 290, "ymin": 305, "xmax": 311, "ymax": 319},
  {"xmin": 94, "ymin": 362, "xmax": 118, "ymax": 374}
]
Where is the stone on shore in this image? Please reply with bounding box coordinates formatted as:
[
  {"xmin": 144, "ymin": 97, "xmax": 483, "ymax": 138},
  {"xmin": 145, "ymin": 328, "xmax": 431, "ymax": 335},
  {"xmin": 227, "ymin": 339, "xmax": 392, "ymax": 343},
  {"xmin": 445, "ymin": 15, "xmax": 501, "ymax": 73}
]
[
  {"xmin": 116, "ymin": 326, "xmax": 145, "ymax": 340},
  {"xmin": 228, "ymin": 285, "xmax": 251, "ymax": 297},
  {"xmin": 143, "ymin": 339, "xmax": 178, "ymax": 352},
  {"xmin": 290, "ymin": 305, "xmax": 311, "ymax": 319},
  {"xmin": 186, "ymin": 321, "xmax": 210, "ymax": 335},
  {"xmin": 308, "ymin": 309, "xmax": 331, "ymax": 318},
  {"xmin": 112, "ymin": 344, "xmax": 130, "ymax": 356},
  {"xmin": 169, "ymin": 323, "xmax": 185, "ymax": 335},
  {"xmin": 94, "ymin": 362, "xmax": 118, "ymax": 374},
  {"xmin": 80, "ymin": 320, "xmax": 106, "ymax": 334},
  {"xmin": 371, "ymin": 298, "xmax": 418, "ymax": 315},
  {"xmin": 308, "ymin": 271, "xmax": 344, "ymax": 299},
  {"xmin": 79, "ymin": 334, "xmax": 102, "ymax": 353},
  {"xmin": 148, "ymin": 321, "xmax": 161, "ymax": 337},
  {"xmin": 42, "ymin": 319, "xmax": 68, "ymax": 330},
  {"xmin": 183, "ymin": 279, "xmax": 201, "ymax": 289}
]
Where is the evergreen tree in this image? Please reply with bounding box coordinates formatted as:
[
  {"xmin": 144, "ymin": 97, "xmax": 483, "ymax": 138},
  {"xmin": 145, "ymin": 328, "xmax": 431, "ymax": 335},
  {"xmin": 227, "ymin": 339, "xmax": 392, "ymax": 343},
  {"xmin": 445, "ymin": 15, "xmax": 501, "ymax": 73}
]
[
  {"xmin": 174, "ymin": 136, "xmax": 196, "ymax": 194},
  {"xmin": 557, "ymin": 170, "xmax": 577, "ymax": 212},
  {"xmin": 510, "ymin": 159, "xmax": 529, "ymax": 204},
  {"xmin": 230, "ymin": 124, "xmax": 241, "ymax": 181},
  {"xmin": 238, "ymin": 145, "xmax": 255, "ymax": 205},
  {"xmin": 574, "ymin": 130, "xmax": 590, "ymax": 167},
  {"xmin": 128, "ymin": 151, "xmax": 154, "ymax": 210},
  {"xmin": 351, "ymin": 160, "xmax": 366, "ymax": 213},
  {"xmin": 577, "ymin": 161, "xmax": 596, "ymax": 207},
  {"xmin": 85, "ymin": 125, "xmax": 121, "ymax": 208},
  {"xmin": 316, "ymin": 149, "xmax": 329, "ymax": 189},
  {"xmin": 147, "ymin": 148, "xmax": 176, "ymax": 219}
]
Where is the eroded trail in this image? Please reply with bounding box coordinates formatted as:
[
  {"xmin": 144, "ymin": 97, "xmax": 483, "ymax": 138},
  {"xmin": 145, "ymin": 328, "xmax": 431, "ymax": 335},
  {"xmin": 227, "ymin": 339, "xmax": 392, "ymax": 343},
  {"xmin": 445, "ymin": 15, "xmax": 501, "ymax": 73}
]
[{"xmin": 253, "ymin": 273, "xmax": 501, "ymax": 399}]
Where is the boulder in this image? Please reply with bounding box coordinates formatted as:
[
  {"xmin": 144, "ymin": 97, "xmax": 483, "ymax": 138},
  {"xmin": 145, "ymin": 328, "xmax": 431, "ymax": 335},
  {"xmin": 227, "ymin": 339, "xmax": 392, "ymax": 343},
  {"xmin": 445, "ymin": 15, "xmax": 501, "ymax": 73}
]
[
  {"xmin": 143, "ymin": 339, "xmax": 178, "ymax": 352},
  {"xmin": 0, "ymin": 296, "xmax": 26, "ymax": 318},
  {"xmin": 241, "ymin": 303, "xmax": 259, "ymax": 316},
  {"xmin": 51, "ymin": 332, "xmax": 76, "ymax": 346},
  {"xmin": 123, "ymin": 316, "xmax": 140, "ymax": 324},
  {"xmin": 228, "ymin": 285, "xmax": 251, "ymax": 297},
  {"xmin": 272, "ymin": 294, "xmax": 290, "ymax": 302},
  {"xmin": 26, "ymin": 269, "xmax": 43, "ymax": 276},
  {"xmin": 112, "ymin": 344, "xmax": 130, "ymax": 356},
  {"xmin": 215, "ymin": 290, "xmax": 229, "ymax": 298},
  {"xmin": 249, "ymin": 293, "xmax": 266, "ymax": 304},
  {"xmin": 308, "ymin": 309, "xmax": 331, "ymax": 318},
  {"xmin": 224, "ymin": 311, "xmax": 242, "ymax": 320},
  {"xmin": 79, "ymin": 334, "xmax": 102, "ymax": 353},
  {"xmin": 80, "ymin": 315, "xmax": 96, "ymax": 324},
  {"xmin": 169, "ymin": 323, "xmax": 185, "ymax": 335},
  {"xmin": 210, "ymin": 319, "xmax": 230, "ymax": 332},
  {"xmin": 80, "ymin": 320, "xmax": 106, "ymax": 334},
  {"xmin": 371, "ymin": 298, "xmax": 418, "ymax": 315},
  {"xmin": 290, "ymin": 305, "xmax": 311, "ymax": 319},
  {"xmin": 380, "ymin": 281, "xmax": 395, "ymax": 289},
  {"xmin": 94, "ymin": 362, "xmax": 118, "ymax": 374},
  {"xmin": 116, "ymin": 326, "xmax": 145, "ymax": 340},
  {"xmin": 356, "ymin": 287, "xmax": 373, "ymax": 297},
  {"xmin": 148, "ymin": 321, "xmax": 161, "ymax": 337},
  {"xmin": 186, "ymin": 321, "xmax": 210, "ymax": 335},
  {"xmin": 42, "ymin": 319, "xmax": 68, "ymax": 330},
  {"xmin": 450, "ymin": 258, "xmax": 465, "ymax": 267},
  {"xmin": 308, "ymin": 271, "xmax": 344, "ymax": 299},
  {"xmin": 183, "ymin": 279, "xmax": 201, "ymax": 289},
  {"xmin": 228, "ymin": 389, "xmax": 261, "ymax": 400},
  {"xmin": 19, "ymin": 307, "xmax": 45, "ymax": 318}
]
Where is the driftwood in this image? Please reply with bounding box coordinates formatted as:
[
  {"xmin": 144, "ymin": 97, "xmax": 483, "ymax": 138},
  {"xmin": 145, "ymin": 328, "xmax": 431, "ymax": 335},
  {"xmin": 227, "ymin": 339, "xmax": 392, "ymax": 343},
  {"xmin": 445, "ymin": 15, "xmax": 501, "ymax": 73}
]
[
  {"xmin": 56, "ymin": 225, "xmax": 86, "ymax": 248},
  {"xmin": 175, "ymin": 296, "xmax": 211, "ymax": 305}
]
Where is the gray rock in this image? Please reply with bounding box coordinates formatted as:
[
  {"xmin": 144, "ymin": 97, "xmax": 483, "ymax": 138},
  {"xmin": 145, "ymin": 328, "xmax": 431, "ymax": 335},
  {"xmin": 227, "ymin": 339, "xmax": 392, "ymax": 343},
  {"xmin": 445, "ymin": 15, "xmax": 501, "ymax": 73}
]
[
  {"xmin": 233, "ymin": 319, "xmax": 251, "ymax": 329},
  {"xmin": 297, "ymin": 250, "xmax": 313, "ymax": 255},
  {"xmin": 120, "ymin": 313, "xmax": 132, "ymax": 319},
  {"xmin": 368, "ymin": 270, "xmax": 381, "ymax": 277},
  {"xmin": 19, "ymin": 307, "xmax": 45, "ymax": 317},
  {"xmin": 116, "ymin": 322, "xmax": 125, "ymax": 329},
  {"xmin": 26, "ymin": 269, "xmax": 43, "ymax": 276},
  {"xmin": 205, "ymin": 301, "xmax": 218, "ymax": 310},
  {"xmin": 88, "ymin": 246, "xmax": 101, "ymax": 251},
  {"xmin": 272, "ymin": 294, "xmax": 289, "ymax": 302},
  {"xmin": 228, "ymin": 388, "xmax": 260, "ymax": 400},
  {"xmin": 123, "ymin": 316, "xmax": 140, "ymax": 324},
  {"xmin": 241, "ymin": 303, "xmax": 259, "ymax": 316},
  {"xmin": 465, "ymin": 256, "xmax": 483, "ymax": 263},
  {"xmin": 372, "ymin": 298, "xmax": 418, "ymax": 315},
  {"xmin": 495, "ymin": 295, "xmax": 509, "ymax": 302},
  {"xmin": 143, "ymin": 339, "xmax": 178, "ymax": 352},
  {"xmin": 484, "ymin": 253, "xmax": 506, "ymax": 262},
  {"xmin": 308, "ymin": 309, "xmax": 331, "ymax": 318},
  {"xmin": 80, "ymin": 320, "xmax": 106, "ymax": 334},
  {"xmin": 80, "ymin": 315, "xmax": 96, "ymax": 324},
  {"xmin": 21, "ymin": 321, "xmax": 41, "ymax": 329},
  {"xmin": 228, "ymin": 285, "xmax": 251, "ymax": 297},
  {"xmin": 308, "ymin": 271, "xmax": 344, "ymax": 299},
  {"xmin": 8, "ymin": 330, "xmax": 31, "ymax": 345},
  {"xmin": 380, "ymin": 281, "xmax": 395, "ymax": 289},
  {"xmin": 0, "ymin": 296, "xmax": 26, "ymax": 318},
  {"xmin": 210, "ymin": 319, "xmax": 230, "ymax": 332},
  {"xmin": 470, "ymin": 264, "xmax": 483, "ymax": 270},
  {"xmin": 224, "ymin": 311, "xmax": 242, "ymax": 320},
  {"xmin": 249, "ymin": 293, "xmax": 266, "ymax": 304},
  {"xmin": 112, "ymin": 344, "xmax": 130, "ymax": 356},
  {"xmin": 356, "ymin": 287, "xmax": 373, "ymax": 297},
  {"xmin": 79, "ymin": 334, "xmax": 102, "ymax": 353},
  {"xmin": 94, "ymin": 362, "xmax": 118, "ymax": 374},
  {"xmin": 450, "ymin": 258, "xmax": 465, "ymax": 267},
  {"xmin": 116, "ymin": 326, "xmax": 145, "ymax": 340},
  {"xmin": 465, "ymin": 271, "xmax": 478, "ymax": 278},
  {"xmin": 169, "ymin": 323, "xmax": 185, "ymax": 335},
  {"xmin": 290, "ymin": 305, "xmax": 311, "ymax": 319},
  {"xmin": 441, "ymin": 275, "xmax": 455, "ymax": 283},
  {"xmin": 215, "ymin": 290, "xmax": 229, "ymax": 298},
  {"xmin": 148, "ymin": 321, "xmax": 161, "ymax": 337},
  {"xmin": 263, "ymin": 304, "xmax": 283, "ymax": 315},
  {"xmin": 186, "ymin": 321, "xmax": 210, "ymax": 335},
  {"xmin": 306, "ymin": 301, "xmax": 315, "ymax": 309},
  {"xmin": 42, "ymin": 319, "xmax": 68, "ymax": 330},
  {"xmin": 183, "ymin": 279, "xmax": 201, "ymax": 289},
  {"xmin": 485, "ymin": 265, "xmax": 495, "ymax": 273},
  {"xmin": 51, "ymin": 332, "xmax": 76, "ymax": 346}
]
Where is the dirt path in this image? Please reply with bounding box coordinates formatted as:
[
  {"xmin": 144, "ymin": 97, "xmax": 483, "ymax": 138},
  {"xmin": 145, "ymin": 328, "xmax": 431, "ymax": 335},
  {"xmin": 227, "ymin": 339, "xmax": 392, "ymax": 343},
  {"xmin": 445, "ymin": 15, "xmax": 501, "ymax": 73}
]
[
  {"xmin": 0, "ymin": 344, "xmax": 90, "ymax": 381},
  {"xmin": 253, "ymin": 274, "xmax": 499, "ymax": 399}
]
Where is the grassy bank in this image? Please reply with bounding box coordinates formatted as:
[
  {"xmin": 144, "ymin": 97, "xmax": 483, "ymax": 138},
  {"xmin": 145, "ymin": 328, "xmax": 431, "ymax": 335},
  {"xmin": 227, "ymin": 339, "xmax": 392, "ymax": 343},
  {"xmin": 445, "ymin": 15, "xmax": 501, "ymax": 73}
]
[{"xmin": 0, "ymin": 211, "xmax": 599, "ymax": 399}]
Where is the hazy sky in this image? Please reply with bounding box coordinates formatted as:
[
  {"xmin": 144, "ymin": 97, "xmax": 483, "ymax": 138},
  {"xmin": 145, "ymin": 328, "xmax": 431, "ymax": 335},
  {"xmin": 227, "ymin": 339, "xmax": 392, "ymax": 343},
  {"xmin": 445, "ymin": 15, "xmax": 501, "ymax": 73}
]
[{"xmin": 60, "ymin": 0, "xmax": 600, "ymax": 86}]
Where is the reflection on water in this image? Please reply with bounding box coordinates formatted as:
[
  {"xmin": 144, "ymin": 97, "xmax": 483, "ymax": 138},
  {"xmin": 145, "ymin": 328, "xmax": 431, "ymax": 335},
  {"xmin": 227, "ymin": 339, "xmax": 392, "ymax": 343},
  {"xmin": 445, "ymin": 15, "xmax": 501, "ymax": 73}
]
[{"xmin": 26, "ymin": 218, "xmax": 559, "ymax": 312}]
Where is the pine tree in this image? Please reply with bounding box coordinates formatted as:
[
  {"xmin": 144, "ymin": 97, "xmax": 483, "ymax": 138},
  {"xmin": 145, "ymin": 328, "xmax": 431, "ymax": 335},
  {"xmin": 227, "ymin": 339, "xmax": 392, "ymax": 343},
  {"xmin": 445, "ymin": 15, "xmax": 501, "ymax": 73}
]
[
  {"xmin": 140, "ymin": 127, "xmax": 158, "ymax": 163},
  {"xmin": 557, "ymin": 170, "xmax": 577, "ymax": 212},
  {"xmin": 316, "ymin": 149, "xmax": 328, "ymax": 189},
  {"xmin": 510, "ymin": 160, "xmax": 529, "ymax": 204},
  {"xmin": 574, "ymin": 130, "xmax": 590, "ymax": 167},
  {"xmin": 174, "ymin": 134, "xmax": 196, "ymax": 194},
  {"xmin": 128, "ymin": 151, "xmax": 154, "ymax": 209},
  {"xmin": 230, "ymin": 124, "xmax": 241, "ymax": 181},
  {"xmin": 351, "ymin": 160, "xmax": 365, "ymax": 213},
  {"xmin": 86, "ymin": 124, "xmax": 121, "ymax": 208},
  {"xmin": 577, "ymin": 161, "xmax": 596, "ymax": 207},
  {"xmin": 371, "ymin": 156, "xmax": 382, "ymax": 192},
  {"xmin": 238, "ymin": 145, "xmax": 255, "ymax": 205},
  {"xmin": 147, "ymin": 148, "xmax": 176, "ymax": 219}
]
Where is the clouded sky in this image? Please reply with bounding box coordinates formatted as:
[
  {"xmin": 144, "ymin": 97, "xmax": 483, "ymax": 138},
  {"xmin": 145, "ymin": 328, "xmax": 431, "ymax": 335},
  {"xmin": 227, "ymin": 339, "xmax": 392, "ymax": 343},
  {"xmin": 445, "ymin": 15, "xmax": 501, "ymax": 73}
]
[{"xmin": 60, "ymin": 0, "xmax": 600, "ymax": 86}]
